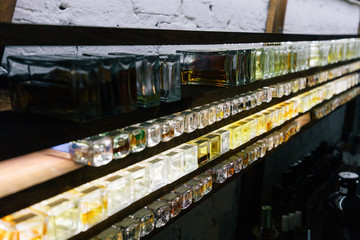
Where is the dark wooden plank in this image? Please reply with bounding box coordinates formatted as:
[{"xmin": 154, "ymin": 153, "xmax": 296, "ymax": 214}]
[
  {"xmin": 1, "ymin": 59, "xmax": 357, "ymax": 161},
  {"xmin": 0, "ymin": 23, "xmax": 359, "ymax": 47}
]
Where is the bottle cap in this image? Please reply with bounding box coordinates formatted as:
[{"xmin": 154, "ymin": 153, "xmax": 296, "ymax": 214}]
[
  {"xmin": 338, "ymin": 172, "xmax": 359, "ymax": 194},
  {"xmin": 281, "ymin": 215, "xmax": 289, "ymax": 232},
  {"xmin": 288, "ymin": 213, "xmax": 295, "ymax": 230},
  {"xmin": 295, "ymin": 210, "xmax": 302, "ymax": 227}
]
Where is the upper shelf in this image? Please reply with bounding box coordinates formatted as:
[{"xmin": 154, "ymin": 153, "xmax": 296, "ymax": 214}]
[
  {"xmin": 0, "ymin": 59, "xmax": 357, "ymax": 161},
  {"xmin": 0, "ymin": 23, "xmax": 359, "ymax": 47}
]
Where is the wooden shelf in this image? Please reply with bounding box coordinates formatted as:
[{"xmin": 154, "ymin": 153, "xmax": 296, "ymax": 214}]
[
  {"xmin": 70, "ymin": 94, "xmax": 354, "ymax": 240},
  {"xmin": 0, "ymin": 23, "xmax": 358, "ymax": 48},
  {"xmin": 0, "ymin": 82, "xmax": 355, "ymax": 224},
  {"xmin": 1, "ymin": 59, "xmax": 358, "ymax": 161}
]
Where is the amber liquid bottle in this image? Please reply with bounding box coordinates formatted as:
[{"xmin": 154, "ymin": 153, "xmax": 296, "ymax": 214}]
[
  {"xmin": 253, "ymin": 206, "xmax": 279, "ymax": 240},
  {"xmin": 322, "ymin": 172, "xmax": 360, "ymax": 240}
]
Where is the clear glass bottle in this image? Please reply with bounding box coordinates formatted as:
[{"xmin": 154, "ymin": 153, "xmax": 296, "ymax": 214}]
[
  {"xmin": 146, "ymin": 200, "xmax": 170, "ymax": 228},
  {"xmin": 188, "ymin": 139, "xmax": 210, "ymax": 166},
  {"xmin": 130, "ymin": 208, "xmax": 155, "ymax": 237},
  {"xmin": 124, "ymin": 126, "xmax": 147, "ymax": 153},
  {"xmin": 214, "ymin": 129, "xmax": 230, "ymax": 154},
  {"xmin": 69, "ymin": 135, "xmax": 113, "ymax": 167},
  {"xmin": 0, "ymin": 208, "xmax": 45, "ymax": 240},
  {"xmin": 160, "ymin": 193, "xmax": 182, "ymax": 218},
  {"xmin": 102, "ymin": 130, "xmax": 130, "ymax": 159},
  {"xmin": 175, "ymin": 144, "xmax": 198, "ymax": 174},
  {"xmin": 155, "ymin": 118, "xmax": 175, "ymax": 142},
  {"xmin": 200, "ymin": 134, "xmax": 221, "ymax": 160},
  {"xmin": 161, "ymin": 150, "xmax": 184, "ymax": 183},
  {"xmin": 66, "ymin": 183, "xmax": 106, "ymax": 231},
  {"xmin": 177, "ymin": 110, "xmax": 198, "ymax": 133},
  {"xmin": 184, "ymin": 179, "xmax": 204, "ymax": 202},
  {"xmin": 159, "ymin": 54, "xmax": 181, "ymax": 102},
  {"xmin": 195, "ymin": 174, "xmax": 213, "ymax": 195},
  {"xmin": 113, "ymin": 217, "xmax": 141, "ymax": 240},
  {"xmin": 173, "ymin": 186, "xmax": 193, "ymax": 209},
  {"xmin": 138, "ymin": 121, "xmax": 161, "ymax": 148},
  {"xmin": 31, "ymin": 194, "xmax": 80, "ymax": 240},
  {"xmin": 96, "ymin": 171, "xmax": 131, "ymax": 216},
  {"xmin": 125, "ymin": 165, "xmax": 150, "ymax": 201},
  {"xmin": 141, "ymin": 156, "xmax": 168, "ymax": 191}
]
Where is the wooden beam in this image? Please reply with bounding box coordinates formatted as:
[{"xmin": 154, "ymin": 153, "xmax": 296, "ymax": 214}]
[
  {"xmin": 266, "ymin": 0, "xmax": 288, "ymax": 33},
  {"xmin": 0, "ymin": 0, "xmax": 17, "ymax": 22}
]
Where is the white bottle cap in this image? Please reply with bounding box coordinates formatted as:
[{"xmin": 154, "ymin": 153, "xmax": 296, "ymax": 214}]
[
  {"xmin": 295, "ymin": 210, "xmax": 302, "ymax": 227},
  {"xmin": 281, "ymin": 215, "xmax": 289, "ymax": 232},
  {"xmin": 289, "ymin": 213, "xmax": 295, "ymax": 230}
]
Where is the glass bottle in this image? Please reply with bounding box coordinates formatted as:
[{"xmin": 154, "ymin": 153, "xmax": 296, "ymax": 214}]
[
  {"xmin": 322, "ymin": 172, "xmax": 360, "ymax": 240},
  {"xmin": 253, "ymin": 205, "xmax": 279, "ymax": 240}
]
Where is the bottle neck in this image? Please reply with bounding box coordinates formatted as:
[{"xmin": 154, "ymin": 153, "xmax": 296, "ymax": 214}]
[
  {"xmin": 261, "ymin": 206, "xmax": 272, "ymax": 229},
  {"xmin": 339, "ymin": 185, "xmax": 357, "ymax": 196}
]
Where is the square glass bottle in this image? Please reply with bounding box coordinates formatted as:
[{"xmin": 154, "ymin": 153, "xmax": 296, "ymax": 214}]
[
  {"xmin": 69, "ymin": 135, "xmax": 113, "ymax": 167},
  {"xmin": 188, "ymin": 139, "xmax": 210, "ymax": 166},
  {"xmin": 221, "ymin": 99, "xmax": 231, "ymax": 118},
  {"xmin": 231, "ymin": 97, "xmax": 240, "ymax": 115},
  {"xmin": 237, "ymin": 150, "xmax": 249, "ymax": 169},
  {"xmin": 195, "ymin": 174, "xmax": 213, "ymax": 195},
  {"xmin": 262, "ymin": 86, "xmax": 273, "ymax": 103},
  {"xmin": 130, "ymin": 208, "xmax": 155, "ymax": 237},
  {"xmin": 238, "ymin": 95, "xmax": 245, "ymax": 112},
  {"xmin": 161, "ymin": 150, "xmax": 184, "ymax": 183},
  {"xmin": 214, "ymin": 129, "xmax": 230, "ymax": 154},
  {"xmin": 141, "ymin": 156, "xmax": 168, "ymax": 191},
  {"xmin": 125, "ymin": 165, "xmax": 150, "ymax": 201},
  {"xmin": 102, "ymin": 130, "xmax": 130, "ymax": 159},
  {"xmin": 194, "ymin": 106, "xmax": 209, "ymax": 129},
  {"xmin": 124, "ymin": 126, "xmax": 147, "ymax": 153},
  {"xmin": 224, "ymin": 124, "xmax": 242, "ymax": 150},
  {"xmin": 31, "ymin": 194, "xmax": 80, "ymax": 240},
  {"xmin": 178, "ymin": 50, "xmax": 237, "ymax": 87},
  {"xmin": 0, "ymin": 208, "xmax": 45, "ymax": 240},
  {"xmin": 224, "ymin": 159, "xmax": 235, "ymax": 178},
  {"xmin": 176, "ymin": 110, "xmax": 198, "ymax": 133},
  {"xmin": 146, "ymin": 200, "xmax": 171, "ymax": 228},
  {"xmin": 175, "ymin": 144, "xmax": 198, "ymax": 174},
  {"xmin": 113, "ymin": 217, "xmax": 141, "ymax": 240},
  {"xmin": 184, "ymin": 179, "xmax": 204, "ymax": 202},
  {"xmin": 154, "ymin": 118, "xmax": 175, "ymax": 142},
  {"xmin": 97, "ymin": 171, "xmax": 131, "ymax": 217},
  {"xmin": 164, "ymin": 114, "xmax": 185, "ymax": 137},
  {"xmin": 173, "ymin": 186, "xmax": 193, "ymax": 209},
  {"xmin": 160, "ymin": 193, "xmax": 182, "ymax": 218},
  {"xmin": 236, "ymin": 120, "xmax": 251, "ymax": 145},
  {"xmin": 67, "ymin": 183, "xmax": 106, "ymax": 231},
  {"xmin": 208, "ymin": 163, "xmax": 228, "ymax": 184},
  {"xmin": 229, "ymin": 155, "xmax": 242, "ymax": 173},
  {"xmin": 138, "ymin": 121, "xmax": 161, "ymax": 148},
  {"xmin": 200, "ymin": 134, "xmax": 221, "ymax": 160},
  {"xmin": 254, "ymin": 113, "xmax": 266, "ymax": 136},
  {"xmin": 244, "ymin": 116, "xmax": 258, "ymax": 139},
  {"xmin": 207, "ymin": 104, "xmax": 217, "ymax": 125},
  {"xmin": 109, "ymin": 53, "xmax": 161, "ymax": 108},
  {"xmin": 159, "ymin": 54, "xmax": 181, "ymax": 102}
]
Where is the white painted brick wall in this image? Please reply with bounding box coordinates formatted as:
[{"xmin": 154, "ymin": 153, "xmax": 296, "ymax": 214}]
[
  {"xmin": 1, "ymin": 0, "xmax": 360, "ymax": 65},
  {"xmin": 284, "ymin": 0, "xmax": 360, "ymax": 34}
]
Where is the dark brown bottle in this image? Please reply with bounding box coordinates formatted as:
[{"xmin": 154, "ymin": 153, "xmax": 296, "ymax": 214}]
[{"xmin": 322, "ymin": 172, "xmax": 360, "ymax": 240}]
